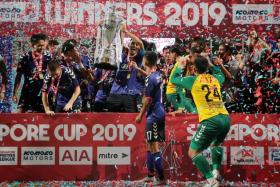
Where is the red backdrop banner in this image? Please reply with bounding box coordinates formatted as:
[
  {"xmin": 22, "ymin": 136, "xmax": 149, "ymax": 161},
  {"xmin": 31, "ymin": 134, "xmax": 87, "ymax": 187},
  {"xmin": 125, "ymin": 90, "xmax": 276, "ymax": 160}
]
[
  {"xmin": 0, "ymin": 0, "xmax": 279, "ymax": 38},
  {"xmin": 0, "ymin": 113, "xmax": 279, "ymax": 182}
]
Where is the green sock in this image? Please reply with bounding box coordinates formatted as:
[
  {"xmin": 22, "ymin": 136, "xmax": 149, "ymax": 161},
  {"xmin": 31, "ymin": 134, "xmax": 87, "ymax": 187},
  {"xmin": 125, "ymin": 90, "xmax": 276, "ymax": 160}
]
[
  {"xmin": 192, "ymin": 153, "xmax": 214, "ymax": 179},
  {"xmin": 211, "ymin": 146, "xmax": 223, "ymax": 170}
]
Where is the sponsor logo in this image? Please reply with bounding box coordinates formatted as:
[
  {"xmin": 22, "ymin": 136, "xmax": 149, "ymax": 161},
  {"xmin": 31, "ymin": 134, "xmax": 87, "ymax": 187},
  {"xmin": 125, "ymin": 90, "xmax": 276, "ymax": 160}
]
[
  {"xmin": 269, "ymin": 147, "xmax": 280, "ymax": 165},
  {"xmin": 21, "ymin": 147, "xmax": 55, "ymax": 165},
  {"xmin": 0, "ymin": 147, "xmax": 17, "ymax": 165},
  {"xmin": 187, "ymin": 123, "xmax": 280, "ymax": 142},
  {"xmin": 97, "ymin": 147, "xmax": 130, "ymax": 165},
  {"xmin": 202, "ymin": 147, "xmax": 227, "ymax": 165},
  {"xmin": 235, "ymin": 10, "xmax": 268, "ymax": 16},
  {"xmin": 194, "ymin": 125, "xmax": 206, "ymax": 142},
  {"xmin": 0, "ymin": 2, "xmax": 39, "ymax": 22},
  {"xmin": 231, "ymin": 146, "xmax": 264, "ymax": 165},
  {"xmin": 0, "ymin": 7, "xmax": 21, "ymax": 13},
  {"xmin": 232, "ymin": 4, "xmax": 279, "ymax": 24},
  {"xmin": 59, "ymin": 147, "xmax": 92, "ymax": 165}
]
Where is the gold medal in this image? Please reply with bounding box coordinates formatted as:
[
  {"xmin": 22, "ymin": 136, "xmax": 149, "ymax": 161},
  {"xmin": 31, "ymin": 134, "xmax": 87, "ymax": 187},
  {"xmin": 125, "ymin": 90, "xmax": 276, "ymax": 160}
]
[
  {"xmin": 127, "ymin": 73, "xmax": 131, "ymax": 79},
  {"xmin": 39, "ymin": 73, "xmax": 44, "ymax": 79}
]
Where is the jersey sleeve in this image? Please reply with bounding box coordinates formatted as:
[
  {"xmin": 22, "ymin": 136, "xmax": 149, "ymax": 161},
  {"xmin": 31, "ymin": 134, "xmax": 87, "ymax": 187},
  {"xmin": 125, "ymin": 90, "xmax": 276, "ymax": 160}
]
[
  {"xmin": 144, "ymin": 75, "xmax": 155, "ymax": 99},
  {"xmin": 139, "ymin": 48, "xmax": 145, "ymax": 58},
  {"xmin": 170, "ymin": 66, "xmax": 196, "ymax": 90},
  {"xmin": 94, "ymin": 68, "xmax": 102, "ymax": 81},
  {"xmin": 136, "ymin": 48, "xmax": 145, "ymax": 66},
  {"xmin": 209, "ymin": 66, "xmax": 225, "ymax": 85},
  {"xmin": 66, "ymin": 67, "xmax": 79, "ymax": 87}
]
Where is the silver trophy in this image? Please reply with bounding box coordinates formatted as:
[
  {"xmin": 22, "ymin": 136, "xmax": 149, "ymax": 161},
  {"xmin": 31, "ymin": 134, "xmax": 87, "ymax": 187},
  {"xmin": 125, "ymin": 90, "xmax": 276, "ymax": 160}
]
[{"xmin": 94, "ymin": 7, "xmax": 123, "ymax": 70}]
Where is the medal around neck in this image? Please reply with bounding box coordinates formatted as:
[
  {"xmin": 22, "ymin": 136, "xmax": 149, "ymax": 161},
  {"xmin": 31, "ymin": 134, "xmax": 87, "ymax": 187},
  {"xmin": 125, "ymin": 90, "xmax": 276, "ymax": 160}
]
[{"xmin": 94, "ymin": 6, "xmax": 123, "ymax": 70}]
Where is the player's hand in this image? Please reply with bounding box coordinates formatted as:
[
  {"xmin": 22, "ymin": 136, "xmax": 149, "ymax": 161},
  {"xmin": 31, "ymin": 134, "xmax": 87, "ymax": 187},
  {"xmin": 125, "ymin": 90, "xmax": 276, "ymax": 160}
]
[
  {"xmin": 250, "ymin": 30, "xmax": 258, "ymax": 39},
  {"xmin": 0, "ymin": 90, "xmax": 5, "ymax": 101},
  {"xmin": 272, "ymin": 78, "xmax": 280, "ymax": 84},
  {"xmin": 213, "ymin": 57, "xmax": 223, "ymax": 66},
  {"xmin": 64, "ymin": 102, "xmax": 73, "ymax": 111},
  {"xmin": 73, "ymin": 50, "xmax": 81, "ymax": 63},
  {"xmin": 121, "ymin": 24, "xmax": 128, "ymax": 34},
  {"xmin": 130, "ymin": 61, "xmax": 138, "ymax": 69},
  {"xmin": 12, "ymin": 94, "xmax": 18, "ymax": 103},
  {"xmin": 170, "ymin": 111, "xmax": 176, "ymax": 117},
  {"xmin": 178, "ymin": 56, "xmax": 187, "ymax": 69},
  {"xmin": 96, "ymin": 20, "xmax": 104, "ymax": 27},
  {"xmin": 46, "ymin": 110, "xmax": 55, "ymax": 116},
  {"xmin": 135, "ymin": 115, "xmax": 142, "ymax": 123}
]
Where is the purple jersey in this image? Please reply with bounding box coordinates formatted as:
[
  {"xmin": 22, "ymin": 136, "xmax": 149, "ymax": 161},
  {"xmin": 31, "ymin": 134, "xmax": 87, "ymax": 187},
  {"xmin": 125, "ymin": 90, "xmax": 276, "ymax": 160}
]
[
  {"xmin": 42, "ymin": 66, "xmax": 81, "ymax": 107},
  {"xmin": 94, "ymin": 68, "xmax": 116, "ymax": 102},
  {"xmin": 110, "ymin": 49, "xmax": 145, "ymax": 95},
  {"xmin": 17, "ymin": 51, "xmax": 51, "ymax": 94},
  {"xmin": 60, "ymin": 60, "xmax": 82, "ymax": 82},
  {"xmin": 94, "ymin": 69, "xmax": 116, "ymax": 92},
  {"xmin": 81, "ymin": 55, "xmax": 93, "ymax": 69},
  {"xmin": 145, "ymin": 71, "xmax": 165, "ymax": 120}
]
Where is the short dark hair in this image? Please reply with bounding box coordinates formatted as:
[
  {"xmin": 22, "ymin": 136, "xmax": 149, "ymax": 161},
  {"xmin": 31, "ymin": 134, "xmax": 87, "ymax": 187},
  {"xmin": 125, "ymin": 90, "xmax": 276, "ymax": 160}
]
[
  {"xmin": 190, "ymin": 37, "xmax": 207, "ymax": 51},
  {"xmin": 30, "ymin": 33, "xmax": 48, "ymax": 46},
  {"xmin": 170, "ymin": 45, "xmax": 183, "ymax": 56},
  {"xmin": 162, "ymin": 46, "xmax": 170, "ymax": 51},
  {"xmin": 190, "ymin": 37, "xmax": 201, "ymax": 46},
  {"xmin": 219, "ymin": 42, "xmax": 231, "ymax": 54},
  {"xmin": 190, "ymin": 46, "xmax": 203, "ymax": 55},
  {"xmin": 62, "ymin": 39, "xmax": 78, "ymax": 54},
  {"xmin": 147, "ymin": 42, "xmax": 156, "ymax": 51},
  {"xmin": 144, "ymin": 51, "xmax": 158, "ymax": 67},
  {"xmin": 141, "ymin": 39, "xmax": 149, "ymax": 50},
  {"xmin": 48, "ymin": 39, "xmax": 59, "ymax": 46},
  {"xmin": 48, "ymin": 58, "xmax": 60, "ymax": 72},
  {"xmin": 194, "ymin": 55, "xmax": 209, "ymax": 74}
]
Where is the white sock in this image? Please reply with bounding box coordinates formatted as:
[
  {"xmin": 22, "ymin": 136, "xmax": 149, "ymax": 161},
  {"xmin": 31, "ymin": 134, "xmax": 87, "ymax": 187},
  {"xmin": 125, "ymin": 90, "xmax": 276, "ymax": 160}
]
[
  {"xmin": 212, "ymin": 169, "xmax": 220, "ymax": 177},
  {"xmin": 207, "ymin": 177, "xmax": 216, "ymax": 184}
]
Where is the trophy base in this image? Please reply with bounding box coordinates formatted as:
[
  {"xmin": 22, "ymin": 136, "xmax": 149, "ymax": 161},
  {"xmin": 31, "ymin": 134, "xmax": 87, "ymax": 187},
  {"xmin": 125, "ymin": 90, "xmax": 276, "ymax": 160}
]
[{"xmin": 94, "ymin": 63, "xmax": 118, "ymax": 70}]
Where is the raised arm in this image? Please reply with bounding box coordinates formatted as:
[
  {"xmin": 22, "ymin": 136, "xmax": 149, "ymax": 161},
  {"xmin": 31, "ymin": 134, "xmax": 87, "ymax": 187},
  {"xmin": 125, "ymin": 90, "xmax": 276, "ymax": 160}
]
[
  {"xmin": 170, "ymin": 66, "xmax": 196, "ymax": 91},
  {"xmin": 208, "ymin": 63, "xmax": 225, "ymax": 85},
  {"xmin": 213, "ymin": 57, "xmax": 232, "ymax": 79},
  {"xmin": 121, "ymin": 24, "xmax": 144, "ymax": 49},
  {"xmin": 41, "ymin": 75, "xmax": 55, "ymax": 116}
]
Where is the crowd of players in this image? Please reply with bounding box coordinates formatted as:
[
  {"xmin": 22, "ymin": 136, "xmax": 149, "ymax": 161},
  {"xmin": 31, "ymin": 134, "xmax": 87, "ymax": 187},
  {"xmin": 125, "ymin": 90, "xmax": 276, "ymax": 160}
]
[{"xmin": 0, "ymin": 27, "xmax": 279, "ymax": 114}]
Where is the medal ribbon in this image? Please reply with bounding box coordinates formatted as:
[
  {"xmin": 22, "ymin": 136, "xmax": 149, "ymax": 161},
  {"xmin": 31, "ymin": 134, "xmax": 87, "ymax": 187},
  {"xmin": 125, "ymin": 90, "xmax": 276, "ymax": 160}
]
[{"xmin": 32, "ymin": 51, "xmax": 43, "ymax": 79}]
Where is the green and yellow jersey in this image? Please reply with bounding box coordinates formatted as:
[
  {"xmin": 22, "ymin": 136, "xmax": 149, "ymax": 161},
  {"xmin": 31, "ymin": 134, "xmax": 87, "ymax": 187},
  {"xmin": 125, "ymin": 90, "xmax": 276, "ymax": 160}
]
[
  {"xmin": 170, "ymin": 65, "xmax": 228, "ymax": 122},
  {"xmin": 166, "ymin": 61, "xmax": 179, "ymax": 95}
]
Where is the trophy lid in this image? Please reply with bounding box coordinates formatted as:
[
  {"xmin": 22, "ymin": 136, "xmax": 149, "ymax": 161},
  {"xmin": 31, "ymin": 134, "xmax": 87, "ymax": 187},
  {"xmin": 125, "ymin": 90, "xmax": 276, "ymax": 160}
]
[{"xmin": 105, "ymin": 5, "xmax": 123, "ymax": 25}]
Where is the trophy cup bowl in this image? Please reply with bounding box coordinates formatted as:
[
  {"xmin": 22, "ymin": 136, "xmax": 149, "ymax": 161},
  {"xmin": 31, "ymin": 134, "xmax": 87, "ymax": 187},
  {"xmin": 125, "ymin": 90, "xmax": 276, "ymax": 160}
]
[
  {"xmin": 94, "ymin": 9, "xmax": 123, "ymax": 70},
  {"xmin": 97, "ymin": 47, "xmax": 116, "ymax": 70}
]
